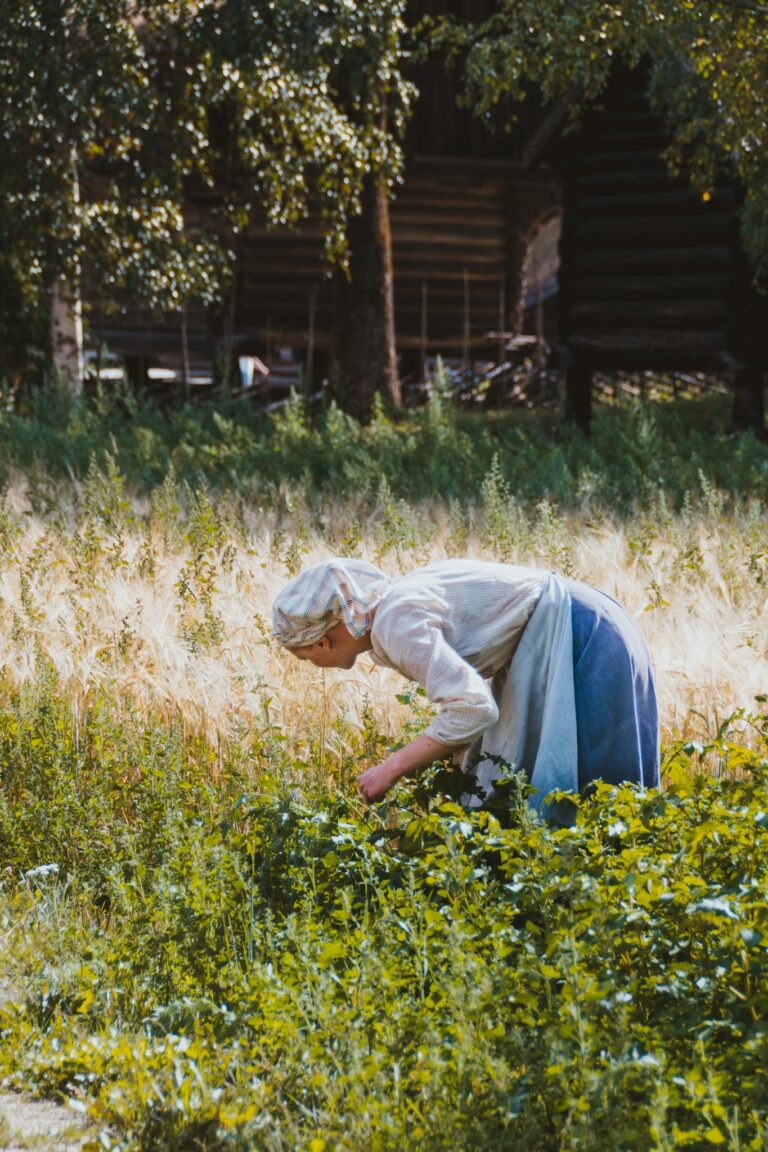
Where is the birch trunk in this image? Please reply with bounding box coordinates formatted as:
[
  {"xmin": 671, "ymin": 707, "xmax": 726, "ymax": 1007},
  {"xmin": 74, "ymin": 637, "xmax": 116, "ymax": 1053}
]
[
  {"xmin": 51, "ymin": 274, "xmax": 84, "ymax": 393},
  {"xmin": 50, "ymin": 149, "xmax": 84, "ymax": 394}
]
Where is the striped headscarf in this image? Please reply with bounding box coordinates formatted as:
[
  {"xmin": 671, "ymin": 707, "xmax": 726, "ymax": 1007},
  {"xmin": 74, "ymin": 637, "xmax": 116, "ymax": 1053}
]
[{"xmin": 271, "ymin": 558, "xmax": 392, "ymax": 649}]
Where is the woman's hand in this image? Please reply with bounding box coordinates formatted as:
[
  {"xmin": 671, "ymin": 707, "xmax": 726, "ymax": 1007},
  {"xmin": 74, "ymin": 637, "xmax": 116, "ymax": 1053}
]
[
  {"xmin": 357, "ymin": 759, "xmax": 403, "ymax": 803},
  {"xmin": 357, "ymin": 734, "xmax": 456, "ymax": 803}
]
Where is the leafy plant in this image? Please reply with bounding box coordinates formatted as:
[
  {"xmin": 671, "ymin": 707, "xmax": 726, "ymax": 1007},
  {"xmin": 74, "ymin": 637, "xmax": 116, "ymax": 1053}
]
[{"xmin": 2, "ymin": 674, "xmax": 768, "ymax": 1150}]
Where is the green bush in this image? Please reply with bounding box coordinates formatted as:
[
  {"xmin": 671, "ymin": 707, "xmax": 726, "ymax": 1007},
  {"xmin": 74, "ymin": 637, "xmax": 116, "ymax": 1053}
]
[
  {"xmin": 3, "ymin": 383, "xmax": 768, "ymax": 512},
  {"xmin": 1, "ymin": 676, "xmax": 768, "ymax": 1150}
]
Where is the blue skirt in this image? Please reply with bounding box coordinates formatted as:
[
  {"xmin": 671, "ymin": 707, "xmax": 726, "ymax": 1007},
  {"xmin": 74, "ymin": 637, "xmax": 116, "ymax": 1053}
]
[{"xmin": 565, "ymin": 578, "xmax": 660, "ymax": 791}]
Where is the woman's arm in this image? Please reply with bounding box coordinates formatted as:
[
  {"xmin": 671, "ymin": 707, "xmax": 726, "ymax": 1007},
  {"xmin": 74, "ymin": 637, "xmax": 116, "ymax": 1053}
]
[{"xmin": 357, "ymin": 734, "xmax": 459, "ymax": 803}]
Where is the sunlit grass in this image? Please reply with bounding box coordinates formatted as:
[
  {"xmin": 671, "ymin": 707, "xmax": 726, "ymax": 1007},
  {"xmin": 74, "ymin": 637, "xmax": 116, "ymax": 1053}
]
[{"xmin": 1, "ymin": 462, "xmax": 766, "ymax": 768}]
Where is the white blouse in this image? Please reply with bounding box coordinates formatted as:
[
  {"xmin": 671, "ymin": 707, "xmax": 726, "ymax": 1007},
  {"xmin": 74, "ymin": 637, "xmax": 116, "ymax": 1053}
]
[{"xmin": 370, "ymin": 559, "xmax": 544, "ymax": 746}]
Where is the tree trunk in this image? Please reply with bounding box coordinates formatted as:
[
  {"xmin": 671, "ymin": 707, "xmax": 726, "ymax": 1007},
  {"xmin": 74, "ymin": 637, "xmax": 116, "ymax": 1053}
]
[
  {"xmin": 332, "ymin": 175, "xmax": 400, "ymax": 420},
  {"xmin": 51, "ymin": 273, "xmax": 84, "ymax": 393},
  {"xmin": 50, "ymin": 149, "xmax": 83, "ymax": 394}
]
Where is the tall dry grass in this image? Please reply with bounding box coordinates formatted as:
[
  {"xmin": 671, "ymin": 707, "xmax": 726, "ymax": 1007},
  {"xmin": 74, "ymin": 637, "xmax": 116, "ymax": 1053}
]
[{"xmin": 1, "ymin": 466, "xmax": 766, "ymax": 766}]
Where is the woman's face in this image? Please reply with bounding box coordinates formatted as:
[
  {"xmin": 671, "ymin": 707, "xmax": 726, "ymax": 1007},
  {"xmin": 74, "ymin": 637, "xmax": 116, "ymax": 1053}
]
[{"xmin": 290, "ymin": 622, "xmax": 364, "ymax": 670}]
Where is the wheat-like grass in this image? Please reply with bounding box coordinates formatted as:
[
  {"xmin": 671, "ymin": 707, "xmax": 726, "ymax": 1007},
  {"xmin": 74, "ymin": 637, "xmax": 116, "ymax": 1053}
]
[{"xmin": 1, "ymin": 472, "xmax": 766, "ymax": 760}]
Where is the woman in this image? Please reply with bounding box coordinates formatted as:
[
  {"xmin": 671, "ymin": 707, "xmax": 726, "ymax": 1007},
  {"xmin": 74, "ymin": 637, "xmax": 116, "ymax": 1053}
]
[{"xmin": 271, "ymin": 557, "xmax": 659, "ymax": 822}]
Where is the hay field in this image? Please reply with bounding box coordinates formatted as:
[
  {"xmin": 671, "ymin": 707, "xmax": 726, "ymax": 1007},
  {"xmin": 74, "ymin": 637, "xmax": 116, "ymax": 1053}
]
[{"xmin": 2, "ymin": 465, "xmax": 766, "ymax": 764}]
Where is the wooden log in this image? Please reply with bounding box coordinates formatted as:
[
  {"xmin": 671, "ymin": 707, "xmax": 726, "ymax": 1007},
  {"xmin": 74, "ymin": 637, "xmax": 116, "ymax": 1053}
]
[
  {"xmin": 591, "ymin": 112, "xmax": 665, "ymax": 131},
  {"xmin": 390, "ymin": 207, "xmax": 508, "ymax": 229},
  {"xmin": 391, "ymin": 228, "xmax": 505, "ymax": 248},
  {"xmin": 577, "ymin": 189, "xmax": 736, "ymax": 217},
  {"xmin": 567, "ymin": 328, "xmax": 724, "ymax": 368},
  {"xmin": 572, "ymin": 247, "xmax": 731, "ymax": 274},
  {"xmin": 575, "ymin": 149, "xmax": 669, "ymax": 174},
  {"xmin": 575, "ymin": 170, "xmax": 689, "ymax": 194},
  {"xmin": 587, "ymin": 129, "xmax": 672, "ymax": 151},
  {"xmin": 392, "ymin": 249, "xmax": 506, "ymax": 270},
  {"xmin": 569, "ymin": 300, "xmax": 728, "ymax": 329},
  {"xmin": 573, "ymin": 216, "xmax": 731, "ymax": 246},
  {"xmin": 395, "ymin": 332, "xmax": 501, "ymax": 350},
  {"xmin": 572, "ymin": 274, "xmax": 730, "ymax": 301}
]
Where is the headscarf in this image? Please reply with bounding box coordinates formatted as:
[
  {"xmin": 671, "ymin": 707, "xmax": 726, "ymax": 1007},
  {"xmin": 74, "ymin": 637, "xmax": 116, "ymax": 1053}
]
[{"xmin": 271, "ymin": 557, "xmax": 392, "ymax": 649}]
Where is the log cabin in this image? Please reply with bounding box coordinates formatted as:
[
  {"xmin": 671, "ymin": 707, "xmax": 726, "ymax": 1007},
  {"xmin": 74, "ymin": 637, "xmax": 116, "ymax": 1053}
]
[{"xmin": 93, "ymin": 0, "xmax": 563, "ymax": 414}]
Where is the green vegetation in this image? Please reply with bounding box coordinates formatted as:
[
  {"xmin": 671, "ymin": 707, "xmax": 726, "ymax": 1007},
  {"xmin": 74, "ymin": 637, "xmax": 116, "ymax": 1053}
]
[
  {"xmin": 4, "ymin": 381, "xmax": 768, "ymax": 511},
  {"xmin": 0, "ymin": 0, "xmax": 409, "ymax": 314},
  {"xmin": 1, "ymin": 671, "xmax": 768, "ymax": 1150},
  {"xmin": 0, "ymin": 393, "xmax": 767, "ymax": 1149}
]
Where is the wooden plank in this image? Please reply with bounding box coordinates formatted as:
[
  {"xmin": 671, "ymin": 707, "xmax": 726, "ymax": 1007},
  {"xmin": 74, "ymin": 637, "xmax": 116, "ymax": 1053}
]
[
  {"xmin": 569, "ymin": 300, "xmax": 728, "ymax": 329},
  {"xmin": 99, "ymin": 328, "xmax": 214, "ymax": 356},
  {"xmin": 572, "ymin": 274, "xmax": 730, "ymax": 301},
  {"xmin": 572, "ymin": 216, "xmax": 732, "ymax": 246}
]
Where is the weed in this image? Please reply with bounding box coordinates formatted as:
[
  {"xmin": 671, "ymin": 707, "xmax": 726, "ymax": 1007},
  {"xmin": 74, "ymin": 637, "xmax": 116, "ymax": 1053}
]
[{"xmin": 1, "ymin": 678, "xmax": 768, "ymax": 1150}]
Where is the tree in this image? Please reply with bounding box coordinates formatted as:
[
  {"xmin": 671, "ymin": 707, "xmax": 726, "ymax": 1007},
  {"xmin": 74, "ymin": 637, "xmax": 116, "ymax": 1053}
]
[
  {"xmin": 192, "ymin": 0, "xmax": 411, "ymax": 418},
  {"xmin": 0, "ymin": 1, "xmax": 227, "ymax": 390},
  {"xmin": 0, "ymin": 0, "xmax": 411, "ymax": 411}
]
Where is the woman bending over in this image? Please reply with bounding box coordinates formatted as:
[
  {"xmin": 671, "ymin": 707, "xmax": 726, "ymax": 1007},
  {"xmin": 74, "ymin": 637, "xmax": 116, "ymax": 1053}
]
[{"xmin": 272, "ymin": 558, "xmax": 659, "ymax": 821}]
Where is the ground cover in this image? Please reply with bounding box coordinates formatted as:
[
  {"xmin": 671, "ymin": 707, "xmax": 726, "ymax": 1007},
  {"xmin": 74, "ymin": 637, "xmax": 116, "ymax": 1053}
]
[{"xmin": 0, "ymin": 387, "xmax": 767, "ymax": 1149}]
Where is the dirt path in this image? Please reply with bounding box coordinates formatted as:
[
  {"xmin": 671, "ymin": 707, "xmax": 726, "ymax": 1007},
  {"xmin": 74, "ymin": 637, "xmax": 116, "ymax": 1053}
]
[
  {"xmin": 0, "ymin": 1092, "xmax": 88, "ymax": 1151},
  {"xmin": 0, "ymin": 975, "xmax": 91, "ymax": 1151}
]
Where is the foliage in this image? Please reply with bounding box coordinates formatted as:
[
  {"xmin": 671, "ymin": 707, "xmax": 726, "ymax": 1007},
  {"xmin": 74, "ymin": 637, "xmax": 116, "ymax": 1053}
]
[
  {"xmin": 1, "ymin": 672, "xmax": 768, "ymax": 1149},
  {"xmin": 427, "ymin": 0, "xmax": 768, "ymax": 276},
  {"xmin": 197, "ymin": 0, "xmax": 413, "ymax": 261},
  {"xmin": 3, "ymin": 381, "xmax": 768, "ymax": 513},
  {"xmin": 0, "ymin": 0, "xmax": 411, "ymax": 327}
]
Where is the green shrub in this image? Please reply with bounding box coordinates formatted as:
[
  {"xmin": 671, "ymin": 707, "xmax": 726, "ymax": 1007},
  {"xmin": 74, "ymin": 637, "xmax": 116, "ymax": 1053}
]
[
  {"xmin": 2, "ymin": 385, "xmax": 767, "ymax": 511},
  {"xmin": 1, "ymin": 676, "xmax": 768, "ymax": 1150}
]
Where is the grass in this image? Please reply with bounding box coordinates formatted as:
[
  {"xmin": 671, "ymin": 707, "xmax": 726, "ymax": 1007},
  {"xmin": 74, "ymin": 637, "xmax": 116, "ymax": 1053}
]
[
  {"xmin": 0, "ymin": 383, "xmax": 767, "ymax": 1149},
  {"xmin": 1, "ymin": 683, "xmax": 767, "ymax": 1151},
  {"xmin": 0, "ymin": 437, "xmax": 765, "ymax": 751}
]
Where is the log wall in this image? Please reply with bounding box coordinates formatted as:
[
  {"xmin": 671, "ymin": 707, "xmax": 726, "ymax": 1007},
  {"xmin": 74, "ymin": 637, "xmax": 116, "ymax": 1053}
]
[{"xmin": 555, "ymin": 66, "xmax": 768, "ymax": 427}]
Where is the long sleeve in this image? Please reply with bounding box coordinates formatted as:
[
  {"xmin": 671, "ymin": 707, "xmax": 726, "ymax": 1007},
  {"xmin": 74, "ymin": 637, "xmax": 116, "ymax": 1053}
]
[{"xmin": 371, "ymin": 602, "xmax": 499, "ymax": 746}]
